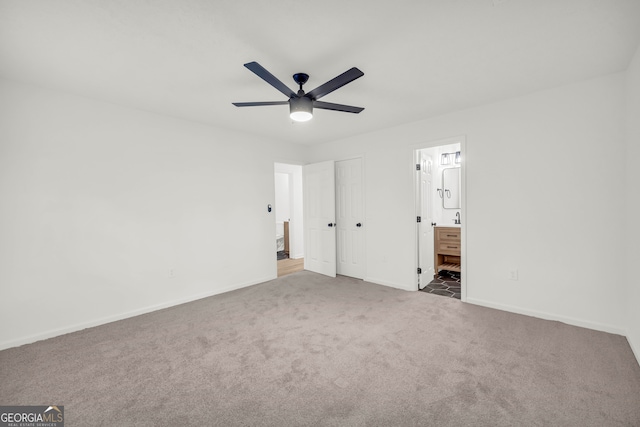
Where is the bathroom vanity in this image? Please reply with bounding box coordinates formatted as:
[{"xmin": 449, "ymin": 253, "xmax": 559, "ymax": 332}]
[{"xmin": 434, "ymin": 226, "xmax": 461, "ymax": 277}]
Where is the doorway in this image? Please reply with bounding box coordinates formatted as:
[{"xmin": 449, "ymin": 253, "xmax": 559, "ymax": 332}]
[
  {"xmin": 415, "ymin": 137, "xmax": 465, "ymax": 300},
  {"xmin": 274, "ymin": 163, "xmax": 304, "ymax": 277}
]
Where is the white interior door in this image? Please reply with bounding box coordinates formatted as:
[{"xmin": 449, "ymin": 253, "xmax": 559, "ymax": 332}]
[
  {"xmin": 303, "ymin": 161, "xmax": 336, "ymax": 277},
  {"xmin": 419, "ymin": 151, "xmax": 435, "ymax": 287},
  {"xmin": 336, "ymin": 158, "xmax": 364, "ymax": 279}
]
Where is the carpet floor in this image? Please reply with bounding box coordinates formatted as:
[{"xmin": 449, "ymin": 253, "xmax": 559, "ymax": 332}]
[{"xmin": 1, "ymin": 271, "xmax": 639, "ymax": 426}]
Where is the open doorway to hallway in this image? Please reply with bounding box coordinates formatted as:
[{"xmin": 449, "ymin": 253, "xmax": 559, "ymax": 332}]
[
  {"xmin": 274, "ymin": 163, "xmax": 304, "ymax": 277},
  {"xmin": 415, "ymin": 137, "xmax": 465, "ymax": 300}
]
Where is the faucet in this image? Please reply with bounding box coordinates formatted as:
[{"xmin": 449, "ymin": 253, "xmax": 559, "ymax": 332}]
[{"xmin": 454, "ymin": 212, "xmax": 461, "ymax": 224}]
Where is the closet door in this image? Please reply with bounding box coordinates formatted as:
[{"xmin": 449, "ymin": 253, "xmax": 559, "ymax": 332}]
[
  {"xmin": 303, "ymin": 161, "xmax": 336, "ymax": 277},
  {"xmin": 336, "ymin": 158, "xmax": 365, "ymax": 279}
]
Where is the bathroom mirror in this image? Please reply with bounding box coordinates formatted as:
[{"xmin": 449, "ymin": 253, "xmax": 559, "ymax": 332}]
[{"xmin": 442, "ymin": 167, "xmax": 461, "ymax": 209}]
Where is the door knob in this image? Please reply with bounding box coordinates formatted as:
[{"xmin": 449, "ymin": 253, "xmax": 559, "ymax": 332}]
[
  {"xmin": 328, "ymin": 223, "xmax": 336, "ymax": 227},
  {"xmin": 356, "ymin": 223, "xmax": 362, "ymax": 227}
]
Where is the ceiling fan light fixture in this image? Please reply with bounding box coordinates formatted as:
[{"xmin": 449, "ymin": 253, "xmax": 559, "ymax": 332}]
[
  {"xmin": 232, "ymin": 62, "xmax": 364, "ymax": 122},
  {"xmin": 289, "ymin": 97, "xmax": 313, "ymax": 122}
]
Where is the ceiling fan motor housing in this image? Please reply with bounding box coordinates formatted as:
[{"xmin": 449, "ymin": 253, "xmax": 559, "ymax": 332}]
[{"xmin": 290, "ymin": 96, "xmax": 313, "ymax": 121}]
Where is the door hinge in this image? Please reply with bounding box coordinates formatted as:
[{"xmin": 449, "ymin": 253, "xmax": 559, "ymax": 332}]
[
  {"xmin": 416, "ymin": 163, "xmax": 421, "ymax": 171},
  {"xmin": 417, "ymin": 216, "xmax": 421, "ymax": 223},
  {"xmin": 417, "ymin": 267, "xmax": 422, "ymax": 274}
]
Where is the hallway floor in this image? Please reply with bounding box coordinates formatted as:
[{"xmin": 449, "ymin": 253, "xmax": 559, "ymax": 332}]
[
  {"xmin": 420, "ymin": 270, "xmax": 461, "ymax": 300},
  {"xmin": 277, "ymin": 256, "xmax": 304, "ymax": 277}
]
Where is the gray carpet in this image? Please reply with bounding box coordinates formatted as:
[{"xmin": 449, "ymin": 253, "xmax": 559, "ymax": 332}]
[{"xmin": 1, "ymin": 271, "xmax": 639, "ymax": 426}]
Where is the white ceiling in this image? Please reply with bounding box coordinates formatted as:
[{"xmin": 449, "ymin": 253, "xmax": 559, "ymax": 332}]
[{"xmin": 1, "ymin": 0, "xmax": 639, "ymax": 145}]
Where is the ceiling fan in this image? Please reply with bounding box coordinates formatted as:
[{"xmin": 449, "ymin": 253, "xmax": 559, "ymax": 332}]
[{"xmin": 232, "ymin": 61, "xmax": 364, "ymax": 122}]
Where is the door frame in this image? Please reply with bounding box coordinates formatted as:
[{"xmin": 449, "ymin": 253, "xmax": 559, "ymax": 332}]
[{"xmin": 413, "ymin": 136, "xmax": 467, "ymax": 301}]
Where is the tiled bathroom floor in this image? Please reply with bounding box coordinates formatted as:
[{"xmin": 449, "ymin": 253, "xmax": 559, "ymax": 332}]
[{"xmin": 420, "ymin": 270, "xmax": 461, "ymax": 300}]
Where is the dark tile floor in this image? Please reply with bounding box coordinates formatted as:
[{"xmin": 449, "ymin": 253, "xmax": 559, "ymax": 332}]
[{"xmin": 420, "ymin": 270, "xmax": 461, "ymax": 300}]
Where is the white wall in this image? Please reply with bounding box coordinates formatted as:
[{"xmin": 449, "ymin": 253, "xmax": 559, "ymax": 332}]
[
  {"xmin": 1, "ymin": 67, "xmax": 637, "ymax": 357},
  {"xmin": 0, "ymin": 79, "xmax": 306, "ymax": 349},
  {"xmin": 274, "ymin": 172, "xmax": 291, "ymax": 225},
  {"xmin": 308, "ymin": 72, "xmax": 627, "ymax": 334},
  {"xmin": 626, "ymin": 44, "xmax": 640, "ymax": 361}
]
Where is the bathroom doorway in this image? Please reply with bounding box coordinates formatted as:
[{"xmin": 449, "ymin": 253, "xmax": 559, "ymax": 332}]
[
  {"xmin": 274, "ymin": 163, "xmax": 304, "ymax": 277},
  {"xmin": 415, "ymin": 137, "xmax": 465, "ymax": 300}
]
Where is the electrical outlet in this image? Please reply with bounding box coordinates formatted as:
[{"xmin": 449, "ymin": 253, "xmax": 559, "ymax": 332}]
[
  {"xmin": 509, "ymin": 269, "xmax": 519, "ymax": 281},
  {"xmin": 169, "ymin": 269, "xmax": 175, "ymax": 279}
]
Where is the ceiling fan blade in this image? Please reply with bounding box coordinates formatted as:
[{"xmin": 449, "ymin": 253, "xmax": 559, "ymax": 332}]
[
  {"xmin": 244, "ymin": 62, "xmax": 296, "ymax": 99},
  {"xmin": 305, "ymin": 67, "xmax": 364, "ymax": 100},
  {"xmin": 313, "ymin": 101, "xmax": 364, "ymax": 114},
  {"xmin": 232, "ymin": 101, "xmax": 289, "ymax": 107}
]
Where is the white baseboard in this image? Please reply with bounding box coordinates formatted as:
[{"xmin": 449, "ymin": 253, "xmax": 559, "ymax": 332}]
[
  {"xmin": 364, "ymin": 276, "xmax": 414, "ymax": 292},
  {"xmin": 466, "ymin": 297, "xmax": 626, "ymax": 336},
  {"xmin": 0, "ymin": 275, "xmax": 275, "ymax": 351},
  {"xmin": 627, "ymin": 335, "xmax": 640, "ymax": 367}
]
